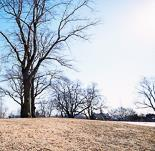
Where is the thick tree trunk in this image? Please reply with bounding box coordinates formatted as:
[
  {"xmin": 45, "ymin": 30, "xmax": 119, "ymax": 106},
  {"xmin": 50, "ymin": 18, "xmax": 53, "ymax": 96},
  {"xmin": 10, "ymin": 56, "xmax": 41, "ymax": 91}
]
[
  {"xmin": 21, "ymin": 73, "xmax": 31, "ymax": 118},
  {"xmin": 31, "ymin": 78, "xmax": 36, "ymax": 118},
  {"xmin": 31, "ymin": 97, "xmax": 36, "ymax": 118},
  {"xmin": 21, "ymin": 103, "xmax": 30, "ymax": 117},
  {"xmin": 68, "ymin": 112, "xmax": 74, "ymax": 118}
]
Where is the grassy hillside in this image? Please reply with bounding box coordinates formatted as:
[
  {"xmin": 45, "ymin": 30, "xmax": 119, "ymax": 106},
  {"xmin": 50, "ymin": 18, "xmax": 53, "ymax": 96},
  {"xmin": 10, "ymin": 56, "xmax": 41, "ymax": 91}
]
[{"xmin": 0, "ymin": 118, "xmax": 154, "ymax": 151}]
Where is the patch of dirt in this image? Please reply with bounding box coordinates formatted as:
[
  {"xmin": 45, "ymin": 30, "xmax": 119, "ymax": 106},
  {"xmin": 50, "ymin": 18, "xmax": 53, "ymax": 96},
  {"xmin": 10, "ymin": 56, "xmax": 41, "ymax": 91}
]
[{"xmin": 0, "ymin": 118, "xmax": 154, "ymax": 151}]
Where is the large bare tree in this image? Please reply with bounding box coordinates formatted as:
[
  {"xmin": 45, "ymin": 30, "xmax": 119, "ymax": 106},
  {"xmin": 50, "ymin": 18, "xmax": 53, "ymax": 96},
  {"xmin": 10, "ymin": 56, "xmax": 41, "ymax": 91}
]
[
  {"xmin": 0, "ymin": 0, "xmax": 97, "ymax": 117},
  {"xmin": 136, "ymin": 77, "xmax": 155, "ymax": 112}
]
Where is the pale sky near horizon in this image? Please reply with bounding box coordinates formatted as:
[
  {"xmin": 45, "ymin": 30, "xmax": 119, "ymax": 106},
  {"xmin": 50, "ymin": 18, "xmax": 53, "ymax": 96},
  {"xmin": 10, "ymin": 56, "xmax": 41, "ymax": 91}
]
[
  {"xmin": 2, "ymin": 0, "xmax": 155, "ymax": 114},
  {"xmin": 64, "ymin": 0, "xmax": 155, "ymax": 113}
]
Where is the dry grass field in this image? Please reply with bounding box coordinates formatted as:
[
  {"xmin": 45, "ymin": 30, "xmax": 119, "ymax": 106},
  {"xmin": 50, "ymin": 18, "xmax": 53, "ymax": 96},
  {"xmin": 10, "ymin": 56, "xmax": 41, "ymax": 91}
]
[{"xmin": 0, "ymin": 118, "xmax": 154, "ymax": 151}]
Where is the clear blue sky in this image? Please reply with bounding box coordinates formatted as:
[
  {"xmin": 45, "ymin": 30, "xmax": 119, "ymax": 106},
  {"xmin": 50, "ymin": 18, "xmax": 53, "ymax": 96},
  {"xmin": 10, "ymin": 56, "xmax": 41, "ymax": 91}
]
[
  {"xmin": 64, "ymin": 0, "xmax": 155, "ymax": 113},
  {"xmin": 2, "ymin": 0, "xmax": 155, "ymax": 114}
]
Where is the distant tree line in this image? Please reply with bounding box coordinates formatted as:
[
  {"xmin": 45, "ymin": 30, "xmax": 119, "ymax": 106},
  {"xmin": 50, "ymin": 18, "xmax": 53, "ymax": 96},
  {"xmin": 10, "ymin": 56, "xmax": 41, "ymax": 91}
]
[
  {"xmin": 107, "ymin": 107, "xmax": 155, "ymax": 122},
  {"xmin": 28, "ymin": 103, "xmax": 155, "ymax": 122}
]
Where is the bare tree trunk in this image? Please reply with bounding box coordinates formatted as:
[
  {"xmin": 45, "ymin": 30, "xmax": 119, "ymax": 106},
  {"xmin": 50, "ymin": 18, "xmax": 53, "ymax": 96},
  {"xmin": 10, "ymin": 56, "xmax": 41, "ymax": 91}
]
[
  {"xmin": 21, "ymin": 73, "xmax": 31, "ymax": 118},
  {"xmin": 60, "ymin": 110, "xmax": 64, "ymax": 117},
  {"xmin": 31, "ymin": 78, "xmax": 36, "ymax": 118},
  {"xmin": 31, "ymin": 93, "xmax": 36, "ymax": 117}
]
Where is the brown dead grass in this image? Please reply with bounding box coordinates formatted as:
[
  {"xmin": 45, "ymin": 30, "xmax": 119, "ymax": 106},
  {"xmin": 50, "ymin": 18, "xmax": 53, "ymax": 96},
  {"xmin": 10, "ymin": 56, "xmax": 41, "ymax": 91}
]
[{"xmin": 0, "ymin": 118, "xmax": 154, "ymax": 151}]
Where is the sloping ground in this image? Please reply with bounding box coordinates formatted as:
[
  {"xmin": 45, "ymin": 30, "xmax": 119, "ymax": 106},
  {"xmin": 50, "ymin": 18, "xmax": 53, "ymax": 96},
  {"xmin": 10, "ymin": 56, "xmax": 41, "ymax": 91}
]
[{"xmin": 0, "ymin": 118, "xmax": 154, "ymax": 151}]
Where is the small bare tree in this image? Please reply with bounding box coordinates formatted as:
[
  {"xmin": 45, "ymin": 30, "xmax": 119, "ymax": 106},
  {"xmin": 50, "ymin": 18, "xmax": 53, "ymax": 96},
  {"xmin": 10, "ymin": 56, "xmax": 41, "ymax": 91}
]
[
  {"xmin": 0, "ymin": 67, "xmax": 24, "ymax": 107},
  {"xmin": 0, "ymin": 67, "xmax": 59, "ymax": 117},
  {"xmin": 0, "ymin": 97, "xmax": 8, "ymax": 118},
  {"xmin": 52, "ymin": 79, "xmax": 88, "ymax": 118},
  {"xmin": 52, "ymin": 79, "xmax": 105, "ymax": 118},
  {"xmin": 83, "ymin": 83, "xmax": 104, "ymax": 119},
  {"xmin": 36, "ymin": 99, "xmax": 55, "ymax": 117},
  {"xmin": 136, "ymin": 77, "xmax": 155, "ymax": 112}
]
